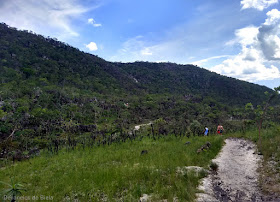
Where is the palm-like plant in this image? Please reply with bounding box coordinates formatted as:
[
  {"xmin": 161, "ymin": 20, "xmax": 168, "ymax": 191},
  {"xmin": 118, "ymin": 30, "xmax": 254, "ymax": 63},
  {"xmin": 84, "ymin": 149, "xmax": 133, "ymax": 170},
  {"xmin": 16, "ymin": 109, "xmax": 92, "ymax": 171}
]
[{"xmin": 0, "ymin": 178, "xmax": 26, "ymax": 202}]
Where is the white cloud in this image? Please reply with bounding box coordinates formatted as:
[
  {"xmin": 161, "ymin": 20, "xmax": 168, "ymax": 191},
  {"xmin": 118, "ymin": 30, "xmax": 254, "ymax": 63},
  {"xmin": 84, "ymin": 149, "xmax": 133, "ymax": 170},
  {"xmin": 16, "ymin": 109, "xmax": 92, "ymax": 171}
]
[
  {"xmin": 87, "ymin": 18, "xmax": 102, "ymax": 27},
  {"xmin": 226, "ymin": 26, "xmax": 259, "ymax": 47},
  {"xmin": 192, "ymin": 55, "xmax": 233, "ymax": 66},
  {"xmin": 141, "ymin": 48, "xmax": 153, "ymax": 56},
  {"xmin": 264, "ymin": 8, "xmax": 280, "ymax": 24},
  {"xmin": 258, "ymin": 9, "xmax": 280, "ymax": 60},
  {"xmin": 88, "ymin": 18, "xmax": 94, "ymax": 24},
  {"xmin": 211, "ymin": 9, "xmax": 280, "ymax": 81},
  {"xmin": 93, "ymin": 23, "xmax": 102, "ymax": 27},
  {"xmin": 211, "ymin": 51, "xmax": 280, "ymax": 81},
  {"xmin": 0, "ymin": 0, "xmax": 95, "ymax": 41},
  {"xmin": 241, "ymin": 0, "xmax": 278, "ymax": 11},
  {"xmin": 86, "ymin": 42, "xmax": 98, "ymax": 51}
]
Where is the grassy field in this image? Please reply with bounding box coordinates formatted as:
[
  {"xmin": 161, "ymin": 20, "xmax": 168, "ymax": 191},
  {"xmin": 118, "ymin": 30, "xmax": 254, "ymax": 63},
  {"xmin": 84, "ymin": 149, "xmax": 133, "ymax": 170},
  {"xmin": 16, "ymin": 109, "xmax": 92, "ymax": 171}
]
[{"xmin": 0, "ymin": 135, "xmax": 224, "ymax": 201}]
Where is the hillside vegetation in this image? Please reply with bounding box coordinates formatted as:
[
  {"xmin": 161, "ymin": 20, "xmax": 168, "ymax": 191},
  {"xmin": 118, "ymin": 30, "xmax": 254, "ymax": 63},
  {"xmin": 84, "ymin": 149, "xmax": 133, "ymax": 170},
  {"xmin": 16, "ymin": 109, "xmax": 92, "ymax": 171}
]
[
  {"xmin": 0, "ymin": 22, "xmax": 278, "ymax": 159},
  {"xmin": 0, "ymin": 23, "xmax": 280, "ymax": 201},
  {"xmin": 0, "ymin": 23, "xmax": 277, "ymax": 153}
]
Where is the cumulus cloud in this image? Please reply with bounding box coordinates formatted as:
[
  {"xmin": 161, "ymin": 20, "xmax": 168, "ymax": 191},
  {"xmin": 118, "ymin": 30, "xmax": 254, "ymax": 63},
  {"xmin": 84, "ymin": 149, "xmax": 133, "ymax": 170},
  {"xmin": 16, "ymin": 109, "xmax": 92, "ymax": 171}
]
[
  {"xmin": 87, "ymin": 18, "xmax": 102, "ymax": 27},
  {"xmin": 86, "ymin": 42, "xmax": 98, "ymax": 51},
  {"xmin": 258, "ymin": 9, "xmax": 280, "ymax": 60},
  {"xmin": 211, "ymin": 53, "xmax": 280, "ymax": 81},
  {"xmin": 241, "ymin": 0, "xmax": 278, "ymax": 11},
  {"xmin": 211, "ymin": 9, "xmax": 280, "ymax": 81},
  {"xmin": 226, "ymin": 26, "xmax": 259, "ymax": 46},
  {"xmin": 0, "ymin": 0, "xmax": 91, "ymax": 40}
]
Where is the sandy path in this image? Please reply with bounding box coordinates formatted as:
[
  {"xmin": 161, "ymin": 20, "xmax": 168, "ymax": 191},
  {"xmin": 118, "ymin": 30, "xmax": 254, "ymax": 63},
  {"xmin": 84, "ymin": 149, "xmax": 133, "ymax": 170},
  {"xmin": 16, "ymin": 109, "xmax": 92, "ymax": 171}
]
[
  {"xmin": 134, "ymin": 122, "xmax": 152, "ymax": 131},
  {"xmin": 197, "ymin": 138, "xmax": 279, "ymax": 202}
]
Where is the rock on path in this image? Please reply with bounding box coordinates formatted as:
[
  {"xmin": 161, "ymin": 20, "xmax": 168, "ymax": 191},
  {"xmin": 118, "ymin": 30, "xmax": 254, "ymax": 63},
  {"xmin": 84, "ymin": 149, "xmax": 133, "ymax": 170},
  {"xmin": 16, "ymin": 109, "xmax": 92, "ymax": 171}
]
[{"xmin": 197, "ymin": 138, "xmax": 279, "ymax": 202}]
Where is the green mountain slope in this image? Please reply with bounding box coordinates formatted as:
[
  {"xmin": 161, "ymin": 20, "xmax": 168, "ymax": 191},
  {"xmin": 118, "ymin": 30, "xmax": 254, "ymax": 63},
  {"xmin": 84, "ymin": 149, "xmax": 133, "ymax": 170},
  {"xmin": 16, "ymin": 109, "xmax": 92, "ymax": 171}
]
[
  {"xmin": 116, "ymin": 62, "xmax": 270, "ymax": 105},
  {"xmin": 0, "ymin": 22, "xmax": 276, "ymax": 149},
  {"xmin": 0, "ymin": 23, "xmax": 271, "ymax": 104}
]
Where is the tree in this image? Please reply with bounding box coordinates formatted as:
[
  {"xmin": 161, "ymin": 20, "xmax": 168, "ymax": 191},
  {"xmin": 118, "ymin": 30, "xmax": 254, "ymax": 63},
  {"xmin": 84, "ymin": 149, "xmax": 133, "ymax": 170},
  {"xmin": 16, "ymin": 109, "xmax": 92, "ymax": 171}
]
[
  {"xmin": 257, "ymin": 86, "xmax": 280, "ymax": 153},
  {"xmin": 190, "ymin": 120, "xmax": 202, "ymax": 136}
]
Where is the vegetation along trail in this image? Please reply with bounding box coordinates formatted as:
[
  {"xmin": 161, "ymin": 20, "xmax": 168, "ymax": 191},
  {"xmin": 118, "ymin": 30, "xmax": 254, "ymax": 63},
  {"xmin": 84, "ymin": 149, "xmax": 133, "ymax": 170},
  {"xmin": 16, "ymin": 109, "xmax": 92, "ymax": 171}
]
[{"xmin": 197, "ymin": 138, "xmax": 280, "ymax": 202}]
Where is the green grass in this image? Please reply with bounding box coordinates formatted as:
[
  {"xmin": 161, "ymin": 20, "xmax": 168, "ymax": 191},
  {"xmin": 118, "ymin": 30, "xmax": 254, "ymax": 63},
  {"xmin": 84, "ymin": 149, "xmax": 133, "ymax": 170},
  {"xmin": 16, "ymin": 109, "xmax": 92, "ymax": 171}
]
[{"xmin": 0, "ymin": 135, "xmax": 224, "ymax": 201}]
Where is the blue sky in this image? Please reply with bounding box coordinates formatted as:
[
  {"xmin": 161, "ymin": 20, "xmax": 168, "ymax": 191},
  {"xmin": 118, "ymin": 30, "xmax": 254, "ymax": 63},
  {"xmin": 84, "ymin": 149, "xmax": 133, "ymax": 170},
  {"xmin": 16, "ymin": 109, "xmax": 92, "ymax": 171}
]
[{"xmin": 1, "ymin": 0, "xmax": 280, "ymax": 89}]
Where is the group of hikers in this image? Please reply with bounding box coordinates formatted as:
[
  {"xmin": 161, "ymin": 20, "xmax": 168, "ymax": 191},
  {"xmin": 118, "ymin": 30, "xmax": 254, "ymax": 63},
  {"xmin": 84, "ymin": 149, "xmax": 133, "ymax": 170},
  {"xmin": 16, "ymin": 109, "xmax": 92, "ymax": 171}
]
[{"xmin": 203, "ymin": 124, "xmax": 224, "ymax": 136}]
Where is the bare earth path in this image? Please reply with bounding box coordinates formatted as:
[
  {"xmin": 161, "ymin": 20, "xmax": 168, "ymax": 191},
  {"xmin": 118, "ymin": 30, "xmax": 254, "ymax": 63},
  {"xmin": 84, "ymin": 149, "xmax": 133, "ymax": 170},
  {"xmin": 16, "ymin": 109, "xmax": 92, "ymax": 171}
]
[{"xmin": 197, "ymin": 138, "xmax": 279, "ymax": 202}]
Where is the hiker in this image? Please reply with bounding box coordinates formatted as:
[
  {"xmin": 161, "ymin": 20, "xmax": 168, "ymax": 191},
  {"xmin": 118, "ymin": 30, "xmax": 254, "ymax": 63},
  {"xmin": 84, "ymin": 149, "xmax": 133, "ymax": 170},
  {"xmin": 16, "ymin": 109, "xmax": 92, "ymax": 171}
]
[
  {"xmin": 217, "ymin": 124, "xmax": 224, "ymax": 135},
  {"xmin": 204, "ymin": 126, "xmax": 209, "ymax": 136}
]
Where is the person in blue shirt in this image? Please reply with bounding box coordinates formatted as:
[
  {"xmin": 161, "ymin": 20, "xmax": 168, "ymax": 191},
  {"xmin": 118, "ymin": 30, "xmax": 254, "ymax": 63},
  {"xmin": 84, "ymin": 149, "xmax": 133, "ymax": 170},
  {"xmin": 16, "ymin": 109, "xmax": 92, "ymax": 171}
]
[{"xmin": 204, "ymin": 126, "xmax": 209, "ymax": 136}]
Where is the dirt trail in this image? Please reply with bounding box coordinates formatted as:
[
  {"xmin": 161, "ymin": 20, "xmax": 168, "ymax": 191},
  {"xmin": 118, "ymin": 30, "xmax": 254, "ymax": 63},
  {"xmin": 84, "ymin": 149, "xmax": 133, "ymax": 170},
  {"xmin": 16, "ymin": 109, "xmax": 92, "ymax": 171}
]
[
  {"xmin": 134, "ymin": 122, "xmax": 152, "ymax": 131},
  {"xmin": 196, "ymin": 138, "xmax": 279, "ymax": 202}
]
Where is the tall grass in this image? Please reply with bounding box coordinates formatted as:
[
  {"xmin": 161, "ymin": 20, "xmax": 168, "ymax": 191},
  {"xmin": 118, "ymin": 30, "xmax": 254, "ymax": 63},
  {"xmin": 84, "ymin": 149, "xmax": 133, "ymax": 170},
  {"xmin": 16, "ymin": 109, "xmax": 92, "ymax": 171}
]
[{"xmin": 0, "ymin": 135, "xmax": 223, "ymax": 201}]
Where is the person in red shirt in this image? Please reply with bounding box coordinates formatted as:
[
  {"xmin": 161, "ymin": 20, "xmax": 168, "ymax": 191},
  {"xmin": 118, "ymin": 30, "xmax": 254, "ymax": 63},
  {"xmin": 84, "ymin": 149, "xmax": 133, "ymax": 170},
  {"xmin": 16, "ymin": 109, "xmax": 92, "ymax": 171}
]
[{"xmin": 217, "ymin": 124, "xmax": 224, "ymax": 135}]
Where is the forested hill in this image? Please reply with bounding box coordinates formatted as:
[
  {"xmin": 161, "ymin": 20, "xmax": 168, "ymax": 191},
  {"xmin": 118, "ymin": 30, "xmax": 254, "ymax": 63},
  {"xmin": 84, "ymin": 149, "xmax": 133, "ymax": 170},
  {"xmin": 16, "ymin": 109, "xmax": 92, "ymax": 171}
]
[
  {"xmin": 0, "ymin": 22, "xmax": 277, "ymax": 143},
  {"xmin": 0, "ymin": 23, "xmax": 271, "ymax": 106},
  {"xmin": 116, "ymin": 62, "xmax": 271, "ymax": 106}
]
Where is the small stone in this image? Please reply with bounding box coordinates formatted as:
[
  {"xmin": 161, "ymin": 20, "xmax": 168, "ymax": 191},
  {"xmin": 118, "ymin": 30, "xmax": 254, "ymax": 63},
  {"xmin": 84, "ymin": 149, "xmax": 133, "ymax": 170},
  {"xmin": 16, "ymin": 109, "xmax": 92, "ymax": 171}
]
[{"xmin": 139, "ymin": 194, "xmax": 150, "ymax": 202}]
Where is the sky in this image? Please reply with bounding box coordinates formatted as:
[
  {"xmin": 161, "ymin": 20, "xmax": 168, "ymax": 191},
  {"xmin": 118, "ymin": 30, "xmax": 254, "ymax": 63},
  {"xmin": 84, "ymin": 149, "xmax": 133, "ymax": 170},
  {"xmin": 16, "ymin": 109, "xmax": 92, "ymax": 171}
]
[{"xmin": 0, "ymin": 0, "xmax": 280, "ymax": 89}]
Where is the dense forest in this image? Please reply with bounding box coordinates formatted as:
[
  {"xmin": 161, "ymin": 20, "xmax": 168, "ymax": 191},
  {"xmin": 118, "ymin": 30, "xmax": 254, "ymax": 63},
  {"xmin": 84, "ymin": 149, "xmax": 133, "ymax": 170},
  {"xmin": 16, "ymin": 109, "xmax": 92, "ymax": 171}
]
[{"xmin": 0, "ymin": 22, "xmax": 279, "ymax": 157}]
